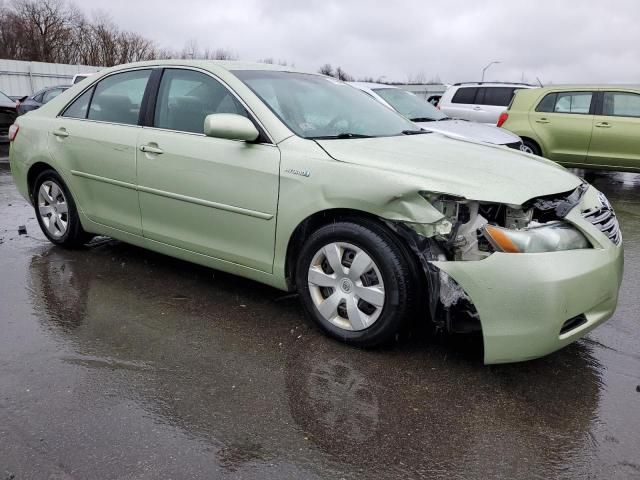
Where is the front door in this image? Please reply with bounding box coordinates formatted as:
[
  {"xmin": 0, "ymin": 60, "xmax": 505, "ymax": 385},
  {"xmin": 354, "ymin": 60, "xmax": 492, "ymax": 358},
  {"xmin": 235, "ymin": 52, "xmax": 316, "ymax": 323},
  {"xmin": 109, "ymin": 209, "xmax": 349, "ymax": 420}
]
[
  {"xmin": 47, "ymin": 69, "xmax": 152, "ymax": 235},
  {"xmin": 136, "ymin": 68, "xmax": 280, "ymax": 272},
  {"xmin": 587, "ymin": 91, "xmax": 640, "ymax": 170}
]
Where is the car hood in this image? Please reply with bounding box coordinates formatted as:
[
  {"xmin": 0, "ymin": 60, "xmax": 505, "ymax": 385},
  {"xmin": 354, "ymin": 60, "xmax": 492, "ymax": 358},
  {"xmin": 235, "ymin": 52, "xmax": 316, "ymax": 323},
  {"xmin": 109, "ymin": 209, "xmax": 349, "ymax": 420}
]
[
  {"xmin": 415, "ymin": 119, "xmax": 520, "ymax": 145},
  {"xmin": 315, "ymin": 134, "xmax": 582, "ymax": 205}
]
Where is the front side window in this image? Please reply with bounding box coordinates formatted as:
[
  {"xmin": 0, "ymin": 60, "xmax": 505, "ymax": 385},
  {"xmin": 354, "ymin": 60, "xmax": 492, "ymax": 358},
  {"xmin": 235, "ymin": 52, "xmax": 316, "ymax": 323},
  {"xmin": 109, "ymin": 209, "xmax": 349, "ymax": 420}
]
[
  {"xmin": 451, "ymin": 87, "xmax": 478, "ymax": 104},
  {"xmin": 602, "ymin": 92, "xmax": 640, "ymax": 118},
  {"xmin": 234, "ymin": 70, "xmax": 417, "ymax": 139},
  {"xmin": 154, "ymin": 69, "xmax": 248, "ymax": 134},
  {"xmin": 87, "ymin": 69, "xmax": 151, "ymax": 125},
  {"xmin": 372, "ymin": 88, "xmax": 446, "ymax": 122},
  {"xmin": 553, "ymin": 92, "xmax": 592, "ymax": 114}
]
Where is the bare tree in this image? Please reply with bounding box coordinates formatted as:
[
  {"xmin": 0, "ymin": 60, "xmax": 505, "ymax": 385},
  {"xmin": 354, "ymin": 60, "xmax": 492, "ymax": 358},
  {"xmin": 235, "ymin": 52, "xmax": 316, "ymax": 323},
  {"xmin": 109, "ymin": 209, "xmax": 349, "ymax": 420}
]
[
  {"xmin": 335, "ymin": 66, "xmax": 353, "ymax": 82},
  {"xmin": 318, "ymin": 63, "xmax": 334, "ymax": 76}
]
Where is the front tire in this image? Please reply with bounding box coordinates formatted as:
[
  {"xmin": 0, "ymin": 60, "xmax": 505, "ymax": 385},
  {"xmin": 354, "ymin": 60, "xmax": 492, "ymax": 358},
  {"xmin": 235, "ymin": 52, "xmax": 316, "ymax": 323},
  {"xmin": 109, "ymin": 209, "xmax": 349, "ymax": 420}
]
[
  {"xmin": 33, "ymin": 169, "xmax": 92, "ymax": 248},
  {"xmin": 295, "ymin": 220, "xmax": 416, "ymax": 347}
]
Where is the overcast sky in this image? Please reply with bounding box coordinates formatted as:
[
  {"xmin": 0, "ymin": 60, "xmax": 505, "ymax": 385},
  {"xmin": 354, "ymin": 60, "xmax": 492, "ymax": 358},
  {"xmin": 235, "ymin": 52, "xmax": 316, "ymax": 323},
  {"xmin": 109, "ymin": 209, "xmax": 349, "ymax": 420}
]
[{"xmin": 81, "ymin": 0, "xmax": 640, "ymax": 84}]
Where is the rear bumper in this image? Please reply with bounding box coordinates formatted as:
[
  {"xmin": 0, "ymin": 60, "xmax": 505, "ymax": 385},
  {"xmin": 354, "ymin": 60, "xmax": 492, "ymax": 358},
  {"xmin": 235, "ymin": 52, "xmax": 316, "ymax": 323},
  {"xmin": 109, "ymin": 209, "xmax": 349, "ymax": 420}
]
[{"xmin": 434, "ymin": 241, "xmax": 623, "ymax": 364}]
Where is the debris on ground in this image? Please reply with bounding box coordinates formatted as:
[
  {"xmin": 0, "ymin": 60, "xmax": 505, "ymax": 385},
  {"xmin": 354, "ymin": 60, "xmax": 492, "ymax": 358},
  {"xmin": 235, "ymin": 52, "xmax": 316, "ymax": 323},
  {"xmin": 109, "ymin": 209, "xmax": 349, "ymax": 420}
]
[{"xmin": 17, "ymin": 225, "xmax": 27, "ymax": 235}]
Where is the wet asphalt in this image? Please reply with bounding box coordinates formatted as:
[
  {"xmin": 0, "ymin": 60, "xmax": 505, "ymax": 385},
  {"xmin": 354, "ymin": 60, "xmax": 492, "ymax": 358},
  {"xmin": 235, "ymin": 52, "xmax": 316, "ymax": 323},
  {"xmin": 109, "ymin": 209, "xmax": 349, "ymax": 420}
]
[{"xmin": 0, "ymin": 160, "xmax": 639, "ymax": 480}]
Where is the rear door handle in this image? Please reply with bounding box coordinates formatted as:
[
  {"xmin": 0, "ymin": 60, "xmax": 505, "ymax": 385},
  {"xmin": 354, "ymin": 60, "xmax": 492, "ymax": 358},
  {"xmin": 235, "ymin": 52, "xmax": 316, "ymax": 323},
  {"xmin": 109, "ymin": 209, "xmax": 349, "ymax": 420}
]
[
  {"xmin": 472, "ymin": 106, "xmax": 482, "ymax": 111},
  {"xmin": 595, "ymin": 122, "xmax": 611, "ymax": 128},
  {"xmin": 52, "ymin": 128, "xmax": 69, "ymax": 138},
  {"xmin": 535, "ymin": 118, "xmax": 550, "ymax": 124},
  {"xmin": 139, "ymin": 144, "xmax": 164, "ymax": 155}
]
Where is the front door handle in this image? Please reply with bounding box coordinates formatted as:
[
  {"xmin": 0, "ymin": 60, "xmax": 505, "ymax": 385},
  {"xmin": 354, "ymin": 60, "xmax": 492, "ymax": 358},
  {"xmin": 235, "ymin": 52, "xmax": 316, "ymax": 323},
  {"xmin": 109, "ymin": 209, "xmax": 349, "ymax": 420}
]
[
  {"xmin": 472, "ymin": 106, "xmax": 482, "ymax": 111},
  {"xmin": 595, "ymin": 122, "xmax": 612, "ymax": 128},
  {"xmin": 139, "ymin": 144, "xmax": 164, "ymax": 155},
  {"xmin": 535, "ymin": 118, "xmax": 550, "ymax": 124},
  {"xmin": 52, "ymin": 128, "xmax": 69, "ymax": 138}
]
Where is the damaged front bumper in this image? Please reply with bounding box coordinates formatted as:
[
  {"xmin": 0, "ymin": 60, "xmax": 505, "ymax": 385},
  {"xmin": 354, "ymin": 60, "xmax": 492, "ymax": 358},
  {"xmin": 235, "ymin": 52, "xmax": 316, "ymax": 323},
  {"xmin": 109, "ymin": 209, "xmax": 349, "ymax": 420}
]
[
  {"xmin": 434, "ymin": 241, "xmax": 623, "ymax": 364},
  {"xmin": 392, "ymin": 185, "xmax": 624, "ymax": 364}
]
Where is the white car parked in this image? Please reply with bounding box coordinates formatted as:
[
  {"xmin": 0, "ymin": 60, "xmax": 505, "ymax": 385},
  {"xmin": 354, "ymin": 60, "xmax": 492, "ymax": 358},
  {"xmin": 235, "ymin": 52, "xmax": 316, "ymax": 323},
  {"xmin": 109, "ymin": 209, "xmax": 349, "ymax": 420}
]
[
  {"xmin": 350, "ymin": 82, "xmax": 523, "ymax": 148},
  {"xmin": 438, "ymin": 82, "xmax": 537, "ymax": 125}
]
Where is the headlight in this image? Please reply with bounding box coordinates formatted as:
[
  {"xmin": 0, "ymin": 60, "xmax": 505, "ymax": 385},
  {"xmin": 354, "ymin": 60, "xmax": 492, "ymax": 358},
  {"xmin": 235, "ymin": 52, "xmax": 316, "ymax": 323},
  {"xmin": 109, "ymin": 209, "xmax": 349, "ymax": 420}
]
[{"xmin": 482, "ymin": 222, "xmax": 590, "ymax": 253}]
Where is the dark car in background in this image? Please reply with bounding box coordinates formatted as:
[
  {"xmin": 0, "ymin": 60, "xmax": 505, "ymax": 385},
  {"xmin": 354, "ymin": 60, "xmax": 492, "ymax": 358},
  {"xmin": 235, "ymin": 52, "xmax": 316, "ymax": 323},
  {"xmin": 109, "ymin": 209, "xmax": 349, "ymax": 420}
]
[
  {"xmin": 16, "ymin": 85, "xmax": 70, "ymax": 115},
  {"xmin": 0, "ymin": 90, "xmax": 18, "ymax": 143}
]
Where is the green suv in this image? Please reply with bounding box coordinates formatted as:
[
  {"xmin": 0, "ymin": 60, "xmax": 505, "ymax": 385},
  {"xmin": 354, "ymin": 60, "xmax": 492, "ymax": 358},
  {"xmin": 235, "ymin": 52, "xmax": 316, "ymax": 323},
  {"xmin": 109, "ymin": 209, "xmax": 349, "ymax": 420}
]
[
  {"xmin": 8, "ymin": 61, "xmax": 623, "ymax": 364},
  {"xmin": 498, "ymin": 86, "xmax": 640, "ymax": 172}
]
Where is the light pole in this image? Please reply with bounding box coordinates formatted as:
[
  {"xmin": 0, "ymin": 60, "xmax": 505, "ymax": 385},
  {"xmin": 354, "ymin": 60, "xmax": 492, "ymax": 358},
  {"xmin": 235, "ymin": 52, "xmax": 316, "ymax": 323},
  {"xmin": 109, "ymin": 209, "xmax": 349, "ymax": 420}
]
[{"xmin": 481, "ymin": 61, "xmax": 501, "ymax": 82}]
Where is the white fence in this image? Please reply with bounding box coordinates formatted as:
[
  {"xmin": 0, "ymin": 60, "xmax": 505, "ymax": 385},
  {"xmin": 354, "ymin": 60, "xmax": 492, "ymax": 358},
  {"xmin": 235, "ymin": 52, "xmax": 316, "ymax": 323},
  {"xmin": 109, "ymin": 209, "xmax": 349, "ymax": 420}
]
[{"xmin": 0, "ymin": 59, "xmax": 102, "ymax": 97}]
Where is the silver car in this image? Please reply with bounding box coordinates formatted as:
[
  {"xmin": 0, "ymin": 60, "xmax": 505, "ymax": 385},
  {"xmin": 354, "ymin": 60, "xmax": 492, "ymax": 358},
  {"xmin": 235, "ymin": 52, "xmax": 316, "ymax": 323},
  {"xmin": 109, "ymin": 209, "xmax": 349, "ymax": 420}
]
[{"xmin": 351, "ymin": 82, "xmax": 523, "ymax": 149}]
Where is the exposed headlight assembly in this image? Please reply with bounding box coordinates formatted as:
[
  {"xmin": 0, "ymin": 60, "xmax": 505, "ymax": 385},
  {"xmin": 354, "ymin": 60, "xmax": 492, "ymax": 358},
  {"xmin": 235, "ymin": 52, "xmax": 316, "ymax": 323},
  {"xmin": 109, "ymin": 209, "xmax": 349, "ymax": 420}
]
[{"xmin": 482, "ymin": 222, "xmax": 590, "ymax": 253}]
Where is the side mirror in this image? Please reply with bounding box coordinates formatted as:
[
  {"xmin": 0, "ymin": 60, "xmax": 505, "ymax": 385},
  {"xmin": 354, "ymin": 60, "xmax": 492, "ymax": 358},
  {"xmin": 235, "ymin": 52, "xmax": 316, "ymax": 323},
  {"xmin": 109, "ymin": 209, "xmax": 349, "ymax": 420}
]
[{"xmin": 203, "ymin": 113, "xmax": 259, "ymax": 142}]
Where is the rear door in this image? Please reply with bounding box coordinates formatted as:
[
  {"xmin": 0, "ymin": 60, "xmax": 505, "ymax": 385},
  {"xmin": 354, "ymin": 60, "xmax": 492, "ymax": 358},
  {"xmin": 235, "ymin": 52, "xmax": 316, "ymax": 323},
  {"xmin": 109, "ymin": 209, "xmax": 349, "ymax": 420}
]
[
  {"xmin": 528, "ymin": 90, "xmax": 595, "ymax": 164},
  {"xmin": 587, "ymin": 90, "xmax": 640, "ymax": 170},
  {"xmin": 48, "ymin": 69, "xmax": 152, "ymax": 235},
  {"xmin": 474, "ymin": 87, "xmax": 517, "ymax": 124}
]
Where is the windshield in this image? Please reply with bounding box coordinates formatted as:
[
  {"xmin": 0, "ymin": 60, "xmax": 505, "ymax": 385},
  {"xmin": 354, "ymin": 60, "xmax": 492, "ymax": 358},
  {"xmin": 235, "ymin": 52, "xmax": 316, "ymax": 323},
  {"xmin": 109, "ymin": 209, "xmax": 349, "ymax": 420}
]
[
  {"xmin": 373, "ymin": 88, "xmax": 447, "ymax": 122},
  {"xmin": 233, "ymin": 71, "xmax": 420, "ymax": 139}
]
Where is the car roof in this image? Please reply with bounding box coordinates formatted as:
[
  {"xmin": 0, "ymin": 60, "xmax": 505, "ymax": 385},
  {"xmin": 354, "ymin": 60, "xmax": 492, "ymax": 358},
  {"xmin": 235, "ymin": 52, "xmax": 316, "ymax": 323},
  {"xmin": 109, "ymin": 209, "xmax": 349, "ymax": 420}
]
[
  {"xmin": 526, "ymin": 84, "xmax": 640, "ymax": 91},
  {"xmin": 451, "ymin": 82, "xmax": 536, "ymax": 87},
  {"xmin": 349, "ymin": 81, "xmax": 398, "ymax": 90},
  {"xmin": 103, "ymin": 59, "xmax": 315, "ymax": 76}
]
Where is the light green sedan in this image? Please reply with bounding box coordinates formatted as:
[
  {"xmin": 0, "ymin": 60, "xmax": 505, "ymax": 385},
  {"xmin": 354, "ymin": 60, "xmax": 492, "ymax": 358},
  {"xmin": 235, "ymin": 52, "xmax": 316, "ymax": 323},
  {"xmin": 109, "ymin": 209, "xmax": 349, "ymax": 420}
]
[
  {"xmin": 8, "ymin": 61, "xmax": 623, "ymax": 363},
  {"xmin": 499, "ymin": 85, "xmax": 640, "ymax": 172}
]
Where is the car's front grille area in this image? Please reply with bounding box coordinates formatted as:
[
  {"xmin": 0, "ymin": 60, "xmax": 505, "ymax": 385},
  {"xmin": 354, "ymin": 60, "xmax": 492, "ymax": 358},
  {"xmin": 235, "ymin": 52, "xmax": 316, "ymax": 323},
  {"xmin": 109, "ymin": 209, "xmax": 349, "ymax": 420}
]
[
  {"xmin": 560, "ymin": 314, "xmax": 587, "ymax": 335},
  {"xmin": 0, "ymin": 126, "xmax": 8, "ymax": 136},
  {"xmin": 505, "ymin": 141, "xmax": 524, "ymax": 150},
  {"xmin": 581, "ymin": 192, "xmax": 621, "ymax": 245}
]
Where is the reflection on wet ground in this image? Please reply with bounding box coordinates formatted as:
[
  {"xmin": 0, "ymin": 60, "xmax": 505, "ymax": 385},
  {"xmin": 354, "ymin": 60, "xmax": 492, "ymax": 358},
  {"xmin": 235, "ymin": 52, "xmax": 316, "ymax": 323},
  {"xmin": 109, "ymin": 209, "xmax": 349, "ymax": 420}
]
[{"xmin": 1, "ymin": 164, "xmax": 639, "ymax": 479}]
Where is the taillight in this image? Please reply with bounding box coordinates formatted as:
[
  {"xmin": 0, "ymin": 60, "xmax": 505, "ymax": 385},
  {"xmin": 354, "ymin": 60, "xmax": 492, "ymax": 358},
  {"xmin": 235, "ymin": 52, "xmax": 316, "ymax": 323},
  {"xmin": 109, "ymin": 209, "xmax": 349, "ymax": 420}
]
[
  {"xmin": 8, "ymin": 124, "xmax": 19, "ymax": 142},
  {"xmin": 497, "ymin": 111, "xmax": 509, "ymax": 127}
]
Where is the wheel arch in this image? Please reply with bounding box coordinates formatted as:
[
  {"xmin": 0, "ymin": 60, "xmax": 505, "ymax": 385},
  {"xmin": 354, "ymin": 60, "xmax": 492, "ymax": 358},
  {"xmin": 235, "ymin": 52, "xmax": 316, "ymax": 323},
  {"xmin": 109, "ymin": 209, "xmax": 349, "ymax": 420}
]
[
  {"xmin": 520, "ymin": 136, "xmax": 543, "ymax": 156},
  {"xmin": 27, "ymin": 161, "xmax": 57, "ymax": 202},
  {"xmin": 284, "ymin": 208, "xmax": 425, "ymax": 292}
]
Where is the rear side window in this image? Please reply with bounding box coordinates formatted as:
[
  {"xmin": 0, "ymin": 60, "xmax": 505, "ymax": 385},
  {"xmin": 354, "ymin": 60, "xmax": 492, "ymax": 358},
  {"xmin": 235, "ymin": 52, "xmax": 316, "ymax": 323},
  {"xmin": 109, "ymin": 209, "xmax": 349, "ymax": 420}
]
[
  {"xmin": 554, "ymin": 92, "xmax": 592, "ymax": 114},
  {"xmin": 62, "ymin": 88, "xmax": 94, "ymax": 119},
  {"xmin": 451, "ymin": 87, "xmax": 478, "ymax": 104},
  {"xmin": 477, "ymin": 87, "xmax": 516, "ymax": 106},
  {"xmin": 154, "ymin": 69, "xmax": 248, "ymax": 134},
  {"xmin": 536, "ymin": 93, "xmax": 557, "ymax": 112},
  {"xmin": 602, "ymin": 92, "xmax": 640, "ymax": 118},
  {"xmin": 87, "ymin": 70, "xmax": 151, "ymax": 125}
]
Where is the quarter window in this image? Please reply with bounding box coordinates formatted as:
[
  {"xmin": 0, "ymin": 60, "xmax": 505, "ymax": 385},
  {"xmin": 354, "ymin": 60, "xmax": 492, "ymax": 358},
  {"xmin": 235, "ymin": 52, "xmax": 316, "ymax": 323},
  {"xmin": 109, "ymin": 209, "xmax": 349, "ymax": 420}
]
[
  {"xmin": 154, "ymin": 69, "xmax": 248, "ymax": 134},
  {"xmin": 87, "ymin": 69, "xmax": 151, "ymax": 125},
  {"xmin": 602, "ymin": 92, "xmax": 640, "ymax": 118},
  {"xmin": 62, "ymin": 88, "xmax": 94, "ymax": 119},
  {"xmin": 451, "ymin": 87, "xmax": 478, "ymax": 104},
  {"xmin": 553, "ymin": 92, "xmax": 592, "ymax": 114}
]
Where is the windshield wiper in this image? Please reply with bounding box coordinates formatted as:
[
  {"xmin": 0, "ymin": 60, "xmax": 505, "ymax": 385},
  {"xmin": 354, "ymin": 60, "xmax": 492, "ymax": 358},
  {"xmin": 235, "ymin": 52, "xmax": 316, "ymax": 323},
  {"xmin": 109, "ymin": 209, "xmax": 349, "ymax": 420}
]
[
  {"xmin": 401, "ymin": 129, "xmax": 429, "ymax": 135},
  {"xmin": 409, "ymin": 117, "xmax": 436, "ymax": 122},
  {"xmin": 310, "ymin": 133, "xmax": 374, "ymax": 139}
]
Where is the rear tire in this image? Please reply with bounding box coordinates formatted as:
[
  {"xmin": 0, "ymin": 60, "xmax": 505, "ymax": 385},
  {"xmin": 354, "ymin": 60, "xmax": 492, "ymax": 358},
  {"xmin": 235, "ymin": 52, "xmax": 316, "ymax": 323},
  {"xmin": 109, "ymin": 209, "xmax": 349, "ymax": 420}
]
[
  {"xmin": 33, "ymin": 169, "xmax": 93, "ymax": 248},
  {"xmin": 521, "ymin": 139, "xmax": 541, "ymax": 156},
  {"xmin": 295, "ymin": 220, "xmax": 416, "ymax": 347}
]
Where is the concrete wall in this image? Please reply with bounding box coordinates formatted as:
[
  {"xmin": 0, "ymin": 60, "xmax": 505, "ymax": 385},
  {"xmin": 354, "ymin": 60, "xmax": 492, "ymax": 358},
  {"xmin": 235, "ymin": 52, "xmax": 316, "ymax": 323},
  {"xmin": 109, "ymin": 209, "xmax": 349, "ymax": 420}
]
[{"xmin": 0, "ymin": 59, "xmax": 102, "ymax": 97}]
